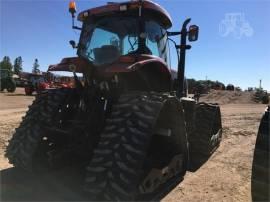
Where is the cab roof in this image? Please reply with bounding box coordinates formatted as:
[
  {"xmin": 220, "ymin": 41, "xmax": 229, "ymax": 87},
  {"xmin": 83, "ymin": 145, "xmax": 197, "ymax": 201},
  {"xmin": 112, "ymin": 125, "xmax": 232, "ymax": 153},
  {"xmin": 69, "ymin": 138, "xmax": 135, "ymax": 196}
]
[{"xmin": 78, "ymin": 0, "xmax": 172, "ymax": 29}]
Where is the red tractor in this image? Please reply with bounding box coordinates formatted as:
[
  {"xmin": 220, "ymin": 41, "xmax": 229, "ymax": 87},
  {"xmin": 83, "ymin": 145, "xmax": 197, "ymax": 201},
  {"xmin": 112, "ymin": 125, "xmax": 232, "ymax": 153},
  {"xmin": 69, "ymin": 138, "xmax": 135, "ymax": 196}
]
[
  {"xmin": 6, "ymin": 1, "xmax": 222, "ymax": 201},
  {"xmin": 24, "ymin": 73, "xmax": 73, "ymax": 95},
  {"xmin": 24, "ymin": 73, "xmax": 50, "ymax": 95}
]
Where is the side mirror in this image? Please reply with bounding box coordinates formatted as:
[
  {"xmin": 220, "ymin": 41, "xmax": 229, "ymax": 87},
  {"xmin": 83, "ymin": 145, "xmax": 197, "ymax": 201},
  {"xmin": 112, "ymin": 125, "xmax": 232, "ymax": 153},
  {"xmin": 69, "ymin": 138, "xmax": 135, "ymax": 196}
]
[
  {"xmin": 188, "ymin": 25, "xmax": 199, "ymax": 42},
  {"xmin": 69, "ymin": 40, "xmax": 77, "ymax": 49}
]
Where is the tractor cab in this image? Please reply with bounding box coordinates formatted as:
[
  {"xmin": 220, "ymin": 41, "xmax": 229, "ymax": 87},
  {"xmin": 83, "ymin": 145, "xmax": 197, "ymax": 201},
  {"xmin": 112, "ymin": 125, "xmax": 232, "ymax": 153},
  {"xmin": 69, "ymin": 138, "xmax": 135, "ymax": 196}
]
[
  {"xmin": 76, "ymin": 1, "xmax": 172, "ymax": 66},
  {"xmin": 50, "ymin": 0, "xmax": 199, "ymax": 96},
  {"xmin": 78, "ymin": 16, "xmax": 169, "ymax": 65}
]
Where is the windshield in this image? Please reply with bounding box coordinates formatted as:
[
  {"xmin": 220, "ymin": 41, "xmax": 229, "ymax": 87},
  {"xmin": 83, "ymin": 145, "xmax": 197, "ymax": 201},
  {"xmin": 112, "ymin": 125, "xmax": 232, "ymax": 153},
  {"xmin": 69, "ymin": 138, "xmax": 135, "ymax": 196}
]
[{"xmin": 78, "ymin": 17, "xmax": 169, "ymax": 65}]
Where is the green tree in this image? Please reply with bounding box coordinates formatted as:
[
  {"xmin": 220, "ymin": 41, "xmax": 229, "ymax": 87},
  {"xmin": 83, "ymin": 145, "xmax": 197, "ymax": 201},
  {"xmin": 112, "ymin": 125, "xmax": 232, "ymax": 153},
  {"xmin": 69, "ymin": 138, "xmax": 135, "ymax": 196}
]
[
  {"xmin": 13, "ymin": 56, "xmax": 23, "ymax": 75},
  {"xmin": 0, "ymin": 56, "xmax": 13, "ymax": 71},
  {"xmin": 32, "ymin": 58, "xmax": 40, "ymax": 74}
]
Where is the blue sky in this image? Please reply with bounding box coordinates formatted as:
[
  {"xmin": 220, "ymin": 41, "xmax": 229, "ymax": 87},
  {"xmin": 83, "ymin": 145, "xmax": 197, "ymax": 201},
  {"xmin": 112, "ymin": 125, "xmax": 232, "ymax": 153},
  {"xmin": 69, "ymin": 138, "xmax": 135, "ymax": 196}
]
[{"xmin": 1, "ymin": 0, "xmax": 269, "ymax": 90}]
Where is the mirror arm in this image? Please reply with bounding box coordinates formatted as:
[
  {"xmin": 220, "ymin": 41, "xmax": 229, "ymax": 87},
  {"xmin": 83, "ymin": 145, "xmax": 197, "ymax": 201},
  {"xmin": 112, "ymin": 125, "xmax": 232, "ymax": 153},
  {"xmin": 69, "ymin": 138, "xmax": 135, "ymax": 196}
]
[
  {"xmin": 167, "ymin": 31, "xmax": 181, "ymax": 36},
  {"xmin": 175, "ymin": 45, "xmax": 192, "ymax": 50},
  {"xmin": 72, "ymin": 26, "xmax": 82, "ymax": 30},
  {"xmin": 168, "ymin": 31, "xmax": 193, "ymax": 37},
  {"xmin": 69, "ymin": 4, "xmax": 82, "ymax": 30},
  {"xmin": 71, "ymin": 17, "xmax": 82, "ymax": 30}
]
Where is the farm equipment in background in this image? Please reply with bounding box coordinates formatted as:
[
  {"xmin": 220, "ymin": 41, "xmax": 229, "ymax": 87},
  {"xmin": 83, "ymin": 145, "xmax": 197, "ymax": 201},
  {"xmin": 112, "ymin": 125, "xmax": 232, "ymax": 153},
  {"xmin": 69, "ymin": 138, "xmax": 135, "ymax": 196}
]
[
  {"xmin": 6, "ymin": 0, "xmax": 222, "ymax": 200},
  {"xmin": 253, "ymin": 88, "xmax": 269, "ymax": 104},
  {"xmin": 226, "ymin": 84, "xmax": 235, "ymax": 91},
  {"xmin": 24, "ymin": 73, "xmax": 49, "ymax": 95},
  {"xmin": 251, "ymin": 106, "xmax": 269, "ymax": 201},
  {"xmin": 24, "ymin": 73, "xmax": 73, "ymax": 95},
  {"xmin": 13, "ymin": 76, "xmax": 28, "ymax": 87},
  {"xmin": 0, "ymin": 69, "xmax": 16, "ymax": 92}
]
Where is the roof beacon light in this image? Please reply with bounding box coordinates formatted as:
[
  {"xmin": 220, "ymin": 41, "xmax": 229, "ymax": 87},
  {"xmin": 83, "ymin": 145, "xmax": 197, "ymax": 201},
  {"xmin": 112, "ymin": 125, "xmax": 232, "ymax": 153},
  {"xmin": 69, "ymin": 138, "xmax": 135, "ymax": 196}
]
[
  {"xmin": 69, "ymin": 1, "xmax": 77, "ymax": 16},
  {"xmin": 68, "ymin": 1, "xmax": 81, "ymax": 30}
]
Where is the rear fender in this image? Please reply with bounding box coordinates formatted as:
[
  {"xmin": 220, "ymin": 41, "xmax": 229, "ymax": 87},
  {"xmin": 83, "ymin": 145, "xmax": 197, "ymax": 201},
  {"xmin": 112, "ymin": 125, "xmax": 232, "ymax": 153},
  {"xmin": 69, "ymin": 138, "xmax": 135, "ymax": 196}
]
[
  {"xmin": 48, "ymin": 57, "xmax": 90, "ymax": 73},
  {"xmin": 123, "ymin": 60, "xmax": 172, "ymax": 92}
]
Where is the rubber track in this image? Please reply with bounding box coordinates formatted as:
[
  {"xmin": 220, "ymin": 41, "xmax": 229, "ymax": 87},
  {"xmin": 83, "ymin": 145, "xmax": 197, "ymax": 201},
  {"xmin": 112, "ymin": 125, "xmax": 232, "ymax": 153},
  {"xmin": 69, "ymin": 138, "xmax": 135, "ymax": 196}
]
[
  {"xmin": 5, "ymin": 89, "xmax": 73, "ymax": 171},
  {"xmin": 84, "ymin": 92, "xmax": 178, "ymax": 201},
  {"xmin": 251, "ymin": 106, "xmax": 269, "ymax": 201},
  {"xmin": 189, "ymin": 102, "xmax": 222, "ymax": 156}
]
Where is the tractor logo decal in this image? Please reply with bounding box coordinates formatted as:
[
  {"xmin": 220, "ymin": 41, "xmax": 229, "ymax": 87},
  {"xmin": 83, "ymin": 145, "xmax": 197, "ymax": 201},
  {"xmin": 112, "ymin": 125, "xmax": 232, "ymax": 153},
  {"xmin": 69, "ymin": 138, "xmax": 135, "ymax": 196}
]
[{"xmin": 219, "ymin": 13, "xmax": 254, "ymax": 39}]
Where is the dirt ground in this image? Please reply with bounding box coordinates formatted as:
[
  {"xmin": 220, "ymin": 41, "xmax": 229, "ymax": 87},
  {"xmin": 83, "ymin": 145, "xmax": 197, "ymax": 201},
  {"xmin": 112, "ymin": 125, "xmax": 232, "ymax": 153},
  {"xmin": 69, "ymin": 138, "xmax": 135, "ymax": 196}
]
[
  {"xmin": 0, "ymin": 88, "xmax": 267, "ymax": 201},
  {"xmin": 200, "ymin": 90, "xmax": 257, "ymax": 105}
]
